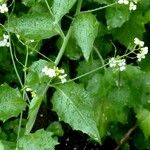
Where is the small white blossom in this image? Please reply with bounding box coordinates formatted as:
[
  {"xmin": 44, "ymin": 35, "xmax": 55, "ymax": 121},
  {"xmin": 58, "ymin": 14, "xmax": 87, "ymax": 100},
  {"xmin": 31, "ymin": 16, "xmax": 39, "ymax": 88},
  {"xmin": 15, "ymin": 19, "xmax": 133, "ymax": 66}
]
[
  {"xmin": 137, "ymin": 47, "xmax": 148, "ymax": 61},
  {"xmin": 58, "ymin": 74, "xmax": 67, "ymax": 83},
  {"xmin": 3, "ymin": 34, "xmax": 9, "ymax": 40},
  {"xmin": 118, "ymin": 59, "xmax": 126, "ymax": 71},
  {"xmin": 109, "ymin": 57, "xmax": 126, "ymax": 71},
  {"xmin": 0, "ymin": 33, "xmax": 10, "ymax": 47},
  {"xmin": 109, "ymin": 57, "xmax": 117, "ymax": 68},
  {"xmin": 129, "ymin": 2, "xmax": 137, "ymax": 11},
  {"xmin": 134, "ymin": 37, "xmax": 144, "ymax": 47},
  {"xmin": 42, "ymin": 66, "xmax": 56, "ymax": 78},
  {"xmin": 141, "ymin": 47, "xmax": 148, "ymax": 55},
  {"xmin": 118, "ymin": 0, "xmax": 129, "ymax": 4},
  {"xmin": 124, "ymin": 0, "xmax": 129, "ymax": 5},
  {"xmin": 137, "ymin": 53, "xmax": 145, "ymax": 61},
  {"xmin": 42, "ymin": 66, "xmax": 67, "ymax": 83},
  {"xmin": 0, "ymin": 4, "xmax": 8, "ymax": 13}
]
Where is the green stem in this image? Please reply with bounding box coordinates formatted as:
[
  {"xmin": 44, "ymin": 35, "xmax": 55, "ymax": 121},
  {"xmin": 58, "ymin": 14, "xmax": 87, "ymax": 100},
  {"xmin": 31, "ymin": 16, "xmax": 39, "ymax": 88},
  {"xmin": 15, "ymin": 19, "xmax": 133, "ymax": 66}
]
[
  {"xmin": 9, "ymin": 34, "xmax": 24, "ymax": 88},
  {"xmin": 93, "ymin": 46, "xmax": 106, "ymax": 71},
  {"xmin": 54, "ymin": 0, "xmax": 83, "ymax": 66},
  {"xmin": 80, "ymin": 2, "xmax": 116, "ymax": 13},
  {"xmin": 54, "ymin": 28, "xmax": 72, "ymax": 66},
  {"xmin": 52, "ymin": 63, "xmax": 109, "ymax": 86}
]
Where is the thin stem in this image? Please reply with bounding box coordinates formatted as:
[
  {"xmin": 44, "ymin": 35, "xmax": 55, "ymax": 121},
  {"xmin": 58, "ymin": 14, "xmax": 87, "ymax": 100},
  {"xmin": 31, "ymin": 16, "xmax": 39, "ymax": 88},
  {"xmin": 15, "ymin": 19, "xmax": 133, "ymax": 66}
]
[
  {"xmin": 54, "ymin": 0, "xmax": 83, "ymax": 66},
  {"xmin": 115, "ymin": 125, "xmax": 137, "ymax": 150},
  {"xmin": 80, "ymin": 3, "xmax": 116, "ymax": 13},
  {"xmin": 54, "ymin": 28, "xmax": 72, "ymax": 66},
  {"xmin": 24, "ymin": 45, "xmax": 29, "ymax": 81},
  {"xmin": 9, "ymin": 33, "xmax": 24, "ymax": 87},
  {"xmin": 52, "ymin": 63, "xmax": 108, "ymax": 86},
  {"xmin": 76, "ymin": 0, "xmax": 83, "ymax": 15},
  {"xmin": 93, "ymin": 46, "xmax": 106, "ymax": 71}
]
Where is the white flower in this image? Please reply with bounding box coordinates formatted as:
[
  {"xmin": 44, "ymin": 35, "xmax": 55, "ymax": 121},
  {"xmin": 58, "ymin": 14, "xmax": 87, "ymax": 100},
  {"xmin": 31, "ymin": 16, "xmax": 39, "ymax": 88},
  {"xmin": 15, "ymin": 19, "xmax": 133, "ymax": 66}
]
[
  {"xmin": 118, "ymin": 0, "xmax": 124, "ymax": 4},
  {"xmin": 42, "ymin": 66, "xmax": 56, "ymax": 78},
  {"xmin": 141, "ymin": 47, "xmax": 148, "ymax": 55},
  {"xmin": 0, "ymin": 4, "xmax": 8, "ymax": 13},
  {"xmin": 58, "ymin": 74, "xmax": 67, "ymax": 83},
  {"xmin": 3, "ymin": 34, "xmax": 9, "ymax": 40},
  {"xmin": 118, "ymin": 59, "xmax": 126, "ymax": 71},
  {"xmin": 0, "ymin": 33, "xmax": 10, "ymax": 47},
  {"xmin": 137, "ymin": 53, "xmax": 145, "ymax": 61},
  {"xmin": 118, "ymin": 0, "xmax": 129, "ymax": 4},
  {"xmin": 134, "ymin": 37, "xmax": 144, "ymax": 47},
  {"xmin": 109, "ymin": 57, "xmax": 117, "ymax": 68},
  {"xmin": 129, "ymin": 2, "xmax": 137, "ymax": 11},
  {"xmin": 124, "ymin": 0, "xmax": 129, "ymax": 5},
  {"xmin": 109, "ymin": 57, "xmax": 126, "ymax": 71}
]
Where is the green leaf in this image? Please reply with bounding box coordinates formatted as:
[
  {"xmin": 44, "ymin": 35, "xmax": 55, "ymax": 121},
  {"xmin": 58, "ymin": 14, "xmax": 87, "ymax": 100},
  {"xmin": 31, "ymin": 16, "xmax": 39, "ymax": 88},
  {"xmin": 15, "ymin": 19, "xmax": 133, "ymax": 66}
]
[
  {"xmin": 95, "ymin": 88, "xmax": 129, "ymax": 137},
  {"xmin": 136, "ymin": 108, "xmax": 150, "ymax": 138},
  {"xmin": 0, "ymin": 140, "xmax": 16, "ymax": 150},
  {"xmin": 77, "ymin": 59, "xmax": 102, "ymax": 86},
  {"xmin": 25, "ymin": 59, "xmax": 54, "ymax": 92},
  {"xmin": 112, "ymin": 13, "xmax": 145, "ymax": 47},
  {"xmin": 25, "ymin": 59, "xmax": 54, "ymax": 134},
  {"xmin": 22, "ymin": 0, "xmax": 36, "ymax": 6},
  {"xmin": 106, "ymin": 5, "xmax": 130, "ymax": 29},
  {"xmin": 18, "ymin": 129, "xmax": 58, "ymax": 150},
  {"xmin": 0, "ymin": 84, "xmax": 26, "ymax": 122},
  {"xmin": 25, "ymin": 96, "xmax": 43, "ymax": 134},
  {"xmin": 72, "ymin": 13, "xmax": 99, "ymax": 61},
  {"xmin": 87, "ymin": 71, "xmax": 130, "ymax": 137},
  {"xmin": 6, "ymin": 14, "xmax": 58, "ymax": 40},
  {"xmin": 52, "ymin": 82, "xmax": 101, "ymax": 142},
  {"xmin": 57, "ymin": 36, "xmax": 82, "ymax": 60},
  {"xmin": 52, "ymin": 0, "xmax": 77, "ymax": 22}
]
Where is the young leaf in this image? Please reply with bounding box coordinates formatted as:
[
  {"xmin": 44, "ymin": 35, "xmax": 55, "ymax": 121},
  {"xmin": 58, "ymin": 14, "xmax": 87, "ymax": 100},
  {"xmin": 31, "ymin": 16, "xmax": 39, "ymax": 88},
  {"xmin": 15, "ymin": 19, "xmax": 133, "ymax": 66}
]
[
  {"xmin": 52, "ymin": 82, "xmax": 101, "ymax": 142},
  {"xmin": 18, "ymin": 129, "xmax": 58, "ymax": 150},
  {"xmin": 0, "ymin": 84, "xmax": 26, "ymax": 122},
  {"xmin": 52, "ymin": 0, "xmax": 77, "ymax": 22},
  {"xmin": 112, "ymin": 13, "xmax": 145, "ymax": 47},
  {"xmin": 6, "ymin": 14, "xmax": 58, "ymax": 40},
  {"xmin": 136, "ymin": 108, "xmax": 150, "ymax": 138},
  {"xmin": 106, "ymin": 5, "xmax": 130, "ymax": 29},
  {"xmin": 72, "ymin": 13, "xmax": 99, "ymax": 61}
]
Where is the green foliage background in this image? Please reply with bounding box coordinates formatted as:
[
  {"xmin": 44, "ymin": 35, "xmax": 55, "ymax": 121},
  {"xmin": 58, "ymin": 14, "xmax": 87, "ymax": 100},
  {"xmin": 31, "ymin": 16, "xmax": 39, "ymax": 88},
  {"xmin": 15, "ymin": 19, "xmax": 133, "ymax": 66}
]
[{"xmin": 0, "ymin": 0, "xmax": 150, "ymax": 149}]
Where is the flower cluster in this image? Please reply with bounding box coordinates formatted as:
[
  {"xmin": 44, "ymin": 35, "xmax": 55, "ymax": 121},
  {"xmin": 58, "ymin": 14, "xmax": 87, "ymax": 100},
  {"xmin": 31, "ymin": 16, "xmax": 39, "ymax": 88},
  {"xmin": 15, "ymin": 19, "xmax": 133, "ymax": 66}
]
[
  {"xmin": 134, "ymin": 37, "xmax": 148, "ymax": 61},
  {"xmin": 117, "ymin": 0, "xmax": 137, "ymax": 11},
  {"xmin": 26, "ymin": 87, "xmax": 36, "ymax": 98},
  {"xmin": 0, "ymin": 33, "xmax": 10, "ymax": 47},
  {"xmin": 0, "ymin": 3, "xmax": 8, "ymax": 13},
  {"xmin": 42, "ymin": 66, "xmax": 67, "ymax": 83},
  {"xmin": 109, "ymin": 57, "xmax": 126, "ymax": 71}
]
